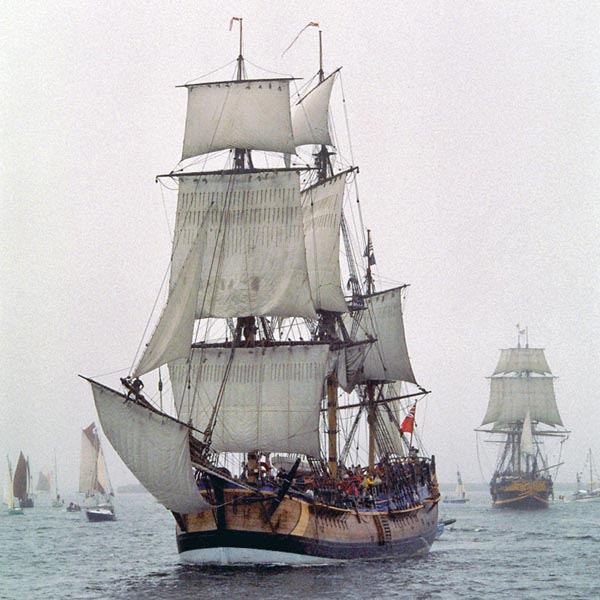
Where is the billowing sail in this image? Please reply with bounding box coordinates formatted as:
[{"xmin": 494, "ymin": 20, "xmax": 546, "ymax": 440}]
[
  {"xmin": 493, "ymin": 348, "xmax": 551, "ymax": 375},
  {"xmin": 351, "ymin": 287, "xmax": 417, "ymax": 384},
  {"xmin": 292, "ymin": 71, "xmax": 337, "ymax": 147},
  {"xmin": 171, "ymin": 171, "xmax": 317, "ymax": 321},
  {"xmin": 4, "ymin": 460, "xmax": 14, "ymax": 509},
  {"xmin": 301, "ymin": 171, "xmax": 348, "ymax": 313},
  {"xmin": 182, "ymin": 79, "xmax": 296, "ymax": 159},
  {"xmin": 520, "ymin": 410, "xmax": 535, "ymax": 455},
  {"xmin": 90, "ymin": 382, "xmax": 210, "ymax": 514},
  {"xmin": 481, "ymin": 376, "xmax": 562, "ymax": 428},
  {"xmin": 79, "ymin": 423, "xmax": 104, "ymax": 494},
  {"xmin": 13, "ymin": 452, "xmax": 28, "ymax": 500},
  {"xmin": 169, "ymin": 344, "xmax": 330, "ymax": 456},
  {"xmin": 136, "ymin": 223, "xmax": 205, "ymax": 376}
]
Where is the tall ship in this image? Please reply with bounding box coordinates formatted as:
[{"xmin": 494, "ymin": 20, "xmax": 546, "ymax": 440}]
[
  {"xmin": 13, "ymin": 451, "xmax": 34, "ymax": 508},
  {"xmin": 477, "ymin": 328, "xmax": 568, "ymax": 509},
  {"xmin": 83, "ymin": 21, "xmax": 440, "ymax": 564},
  {"xmin": 79, "ymin": 423, "xmax": 116, "ymax": 521}
]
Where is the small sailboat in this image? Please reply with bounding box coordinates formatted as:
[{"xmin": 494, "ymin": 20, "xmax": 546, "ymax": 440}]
[
  {"xmin": 51, "ymin": 453, "xmax": 65, "ymax": 508},
  {"xmin": 5, "ymin": 457, "xmax": 24, "ymax": 515},
  {"xmin": 80, "ymin": 423, "xmax": 115, "ymax": 521},
  {"xmin": 13, "ymin": 451, "xmax": 34, "ymax": 508},
  {"xmin": 444, "ymin": 467, "xmax": 469, "ymax": 504},
  {"xmin": 572, "ymin": 449, "xmax": 600, "ymax": 502},
  {"xmin": 477, "ymin": 328, "xmax": 569, "ymax": 509}
]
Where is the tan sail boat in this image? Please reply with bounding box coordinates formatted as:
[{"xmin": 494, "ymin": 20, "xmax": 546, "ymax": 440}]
[
  {"xmin": 477, "ymin": 328, "xmax": 569, "ymax": 509},
  {"xmin": 5, "ymin": 457, "xmax": 24, "ymax": 515},
  {"xmin": 84, "ymin": 21, "xmax": 439, "ymax": 564},
  {"xmin": 79, "ymin": 423, "xmax": 115, "ymax": 521}
]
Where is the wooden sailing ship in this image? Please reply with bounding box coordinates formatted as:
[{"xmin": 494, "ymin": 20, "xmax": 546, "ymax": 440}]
[
  {"xmin": 84, "ymin": 22, "xmax": 440, "ymax": 564},
  {"xmin": 477, "ymin": 328, "xmax": 568, "ymax": 509}
]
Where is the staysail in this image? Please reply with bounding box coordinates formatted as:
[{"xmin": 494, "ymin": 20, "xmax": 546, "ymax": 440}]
[
  {"xmin": 292, "ymin": 70, "xmax": 338, "ymax": 147},
  {"xmin": 90, "ymin": 382, "xmax": 210, "ymax": 514},
  {"xmin": 169, "ymin": 344, "xmax": 330, "ymax": 456},
  {"xmin": 182, "ymin": 78, "xmax": 296, "ymax": 159},
  {"xmin": 520, "ymin": 410, "xmax": 535, "ymax": 455}
]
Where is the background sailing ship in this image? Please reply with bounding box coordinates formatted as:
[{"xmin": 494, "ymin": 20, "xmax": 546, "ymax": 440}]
[
  {"xmin": 84, "ymin": 21, "xmax": 440, "ymax": 564},
  {"xmin": 4, "ymin": 456, "xmax": 24, "ymax": 515},
  {"xmin": 477, "ymin": 328, "xmax": 568, "ymax": 509},
  {"xmin": 79, "ymin": 423, "xmax": 115, "ymax": 521},
  {"xmin": 12, "ymin": 451, "xmax": 34, "ymax": 508},
  {"xmin": 573, "ymin": 449, "xmax": 600, "ymax": 502},
  {"xmin": 443, "ymin": 467, "xmax": 469, "ymax": 504}
]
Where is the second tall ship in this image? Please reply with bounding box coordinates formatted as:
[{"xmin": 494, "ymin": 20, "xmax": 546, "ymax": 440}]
[{"xmin": 478, "ymin": 329, "xmax": 568, "ymax": 509}]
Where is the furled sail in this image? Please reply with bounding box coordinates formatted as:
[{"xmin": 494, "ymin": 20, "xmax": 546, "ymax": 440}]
[
  {"xmin": 170, "ymin": 170, "xmax": 317, "ymax": 321},
  {"xmin": 301, "ymin": 170, "xmax": 348, "ymax": 313},
  {"xmin": 481, "ymin": 376, "xmax": 563, "ymax": 428},
  {"xmin": 169, "ymin": 344, "xmax": 330, "ymax": 456},
  {"xmin": 182, "ymin": 78, "xmax": 296, "ymax": 159},
  {"xmin": 90, "ymin": 382, "xmax": 210, "ymax": 514},
  {"xmin": 351, "ymin": 287, "xmax": 417, "ymax": 384},
  {"xmin": 520, "ymin": 410, "xmax": 535, "ymax": 455},
  {"xmin": 13, "ymin": 452, "xmax": 28, "ymax": 500},
  {"xmin": 492, "ymin": 348, "xmax": 551, "ymax": 375},
  {"xmin": 292, "ymin": 70, "xmax": 338, "ymax": 147}
]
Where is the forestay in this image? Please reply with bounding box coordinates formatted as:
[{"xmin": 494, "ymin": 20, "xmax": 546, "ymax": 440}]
[
  {"xmin": 91, "ymin": 382, "xmax": 210, "ymax": 514},
  {"xmin": 169, "ymin": 345, "xmax": 330, "ymax": 456},
  {"xmin": 292, "ymin": 71, "xmax": 337, "ymax": 147},
  {"xmin": 482, "ymin": 377, "xmax": 563, "ymax": 428},
  {"xmin": 182, "ymin": 79, "xmax": 296, "ymax": 159},
  {"xmin": 171, "ymin": 171, "xmax": 317, "ymax": 320}
]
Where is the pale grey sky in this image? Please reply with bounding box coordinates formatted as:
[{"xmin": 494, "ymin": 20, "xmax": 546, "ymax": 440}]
[{"xmin": 2, "ymin": 1, "xmax": 599, "ymax": 492}]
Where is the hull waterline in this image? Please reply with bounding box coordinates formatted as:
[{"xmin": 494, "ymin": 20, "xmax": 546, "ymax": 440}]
[{"xmin": 175, "ymin": 486, "xmax": 438, "ymax": 566}]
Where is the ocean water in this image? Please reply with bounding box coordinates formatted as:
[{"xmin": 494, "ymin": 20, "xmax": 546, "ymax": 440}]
[{"xmin": 0, "ymin": 487, "xmax": 598, "ymax": 600}]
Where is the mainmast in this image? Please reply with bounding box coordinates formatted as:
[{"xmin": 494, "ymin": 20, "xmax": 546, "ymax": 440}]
[
  {"xmin": 314, "ymin": 29, "xmax": 333, "ymax": 182},
  {"xmin": 231, "ymin": 17, "xmax": 254, "ymax": 171}
]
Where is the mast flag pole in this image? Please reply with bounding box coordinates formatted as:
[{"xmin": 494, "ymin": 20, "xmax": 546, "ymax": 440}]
[{"xmin": 229, "ymin": 17, "xmax": 244, "ymax": 81}]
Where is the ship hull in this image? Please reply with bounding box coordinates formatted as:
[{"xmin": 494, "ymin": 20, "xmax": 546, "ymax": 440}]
[
  {"xmin": 85, "ymin": 508, "xmax": 115, "ymax": 522},
  {"xmin": 176, "ymin": 487, "xmax": 438, "ymax": 565},
  {"xmin": 490, "ymin": 476, "xmax": 552, "ymax": 509}
]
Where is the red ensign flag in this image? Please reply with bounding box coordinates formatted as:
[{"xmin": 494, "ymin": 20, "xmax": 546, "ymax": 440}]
[{"xmin": 400, "ymin": 405, "xmax": 416, "ymax": 434}]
